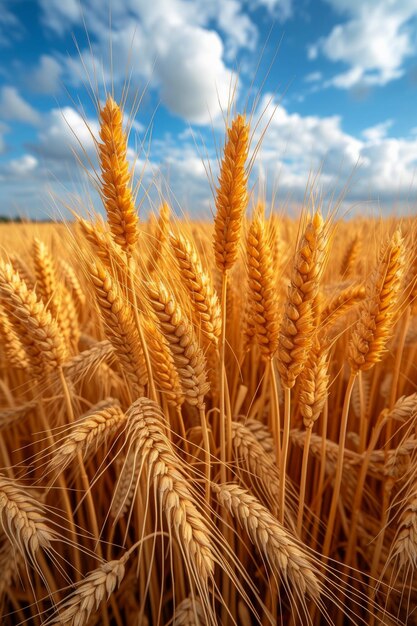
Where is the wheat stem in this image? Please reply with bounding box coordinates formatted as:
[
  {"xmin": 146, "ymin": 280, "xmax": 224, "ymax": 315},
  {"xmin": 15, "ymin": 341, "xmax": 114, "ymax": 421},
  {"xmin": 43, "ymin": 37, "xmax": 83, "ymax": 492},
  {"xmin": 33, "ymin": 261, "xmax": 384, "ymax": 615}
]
[
  {"xmin": 279, "ymin": 387, "xmax": 291, "ymax": 524},
  {"xmin": 322, "ymin": 371, "xmax": 356, "ymax": 559},
  {"xmin": 297, "ymin": 425, "xmax": 312, "ymax": 536}
]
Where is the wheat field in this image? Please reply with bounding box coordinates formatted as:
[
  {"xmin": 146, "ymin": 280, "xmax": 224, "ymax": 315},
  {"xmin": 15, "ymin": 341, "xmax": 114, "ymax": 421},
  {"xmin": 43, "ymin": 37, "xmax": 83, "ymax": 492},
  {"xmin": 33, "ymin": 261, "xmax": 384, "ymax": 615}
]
[{"xmin": 0, "ymin": 97, "xmax": 416, "ymax": 625}]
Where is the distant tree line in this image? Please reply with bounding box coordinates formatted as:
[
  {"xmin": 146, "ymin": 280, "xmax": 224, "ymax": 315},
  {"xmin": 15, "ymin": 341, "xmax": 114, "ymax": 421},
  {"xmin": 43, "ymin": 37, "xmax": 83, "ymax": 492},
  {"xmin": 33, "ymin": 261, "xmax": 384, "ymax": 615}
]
[{"xmin": 0, "ymin": 216, "xmax": 54, "ymax": 223}]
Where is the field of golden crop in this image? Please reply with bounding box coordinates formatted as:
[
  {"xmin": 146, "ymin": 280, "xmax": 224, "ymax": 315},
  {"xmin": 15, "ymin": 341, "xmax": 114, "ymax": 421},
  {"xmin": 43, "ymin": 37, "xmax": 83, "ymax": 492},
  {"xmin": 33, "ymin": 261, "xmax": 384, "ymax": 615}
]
[{"xmin": 0, "ymin": 98, "xmax": 416, "ymax": 625}]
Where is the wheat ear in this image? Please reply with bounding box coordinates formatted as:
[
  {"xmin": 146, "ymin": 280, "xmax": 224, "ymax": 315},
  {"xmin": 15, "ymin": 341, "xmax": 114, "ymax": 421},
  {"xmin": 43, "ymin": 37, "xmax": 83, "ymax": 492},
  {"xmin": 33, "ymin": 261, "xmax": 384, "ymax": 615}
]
[
  {"xmin": 0, "ymin": 260, "xmax": 67, "ymax": 375},
  {"xmin": 340, "ymin": 235, "xmax": 360, "ymax": 278},
  {"xmin": 59, "ymin": 258, "xmax": 86, "ymax": 313},
  {"xmin": 213, "ymin": 114, "xmax": 249, "ymax": 272},
  {"xmin": 98, "ymin": 96, "xmax": 139, "ymax": 253},
  {"xmin": 349, "ymin": 229, "xmax": 405, "ymax": 372},
  {"xmin": 122, "ymin": 398, "xmax": 215, "ymax": 580},
  {"xmin": 62, "ymin": 340, "xmax": 114, "ymax": 383},
  {"xmin": 78, "ymin": 217, "xmax": 125, "ymax": 273},
  {"xmin": 9, "ymin": 253, "xmax": 35, "ymax": 289},
  {"xmin": 0, "ymin": 474, "xmax": 56, "ymax": 560},
  {"xmin": 142, "ymin": 317, "xmax": 184, "ymax": 408},
  {"xmin": 148, "ymin": 201, "xmax": 171, "ymax": 271},
  {"xmin": 170, "ymin": 231, "xmax": 221, "ymax": 347},
  {"xmin": 246, "ymin": 215, "xmax": 280, "ymax": 359},
  {"xmin": 297, "ymin": 339, "xmax": 329, "ymax": 533},
  {"xmin": 321, "ymin": 283, "xmax": 366, "ymax": 328},
  {"xmin": 32, "ymin": 237, "xmax": 58, "ymax": 312},
  {"xmin": 146, "ymin": 280, "xmax": 209, "ymax": 408},
  {"xmin": 391, "ymin": 486, "xmax": 417, "ymax": 569},
  {"xmin": 89, "ymin": 259, "xmax": 148, "ymax": 396},
  {"xmin": 48, "ymin": 399, "xmax": 125, "ymax": 475},
  {"xmin": 0, "ymin": 400, "xmax": 37, "ymax": 431},
  {"xmin": 277, "ymin": 211, "xmax": 327, "ymax": 389},
  {"xmin": 0, "ymin": 306, "xmax": 29, "ymax": 368},
  {"xmin": 214, "ymin": 482, "xmax": 320, "ymax": 598},
  {"xmin": 237, "ymin": 417, "xmax": 275, "ymax": 456},
  {"xmin": 49, "ymin": 555, "xmax": 127, "ymax": 625},
  {"xmin": 174, "ymin": 596, "xmax": 206, "ymax": 625},
  {"xmin": 232, "ymin": 420, "xmax": 279, "ymax": 502}
]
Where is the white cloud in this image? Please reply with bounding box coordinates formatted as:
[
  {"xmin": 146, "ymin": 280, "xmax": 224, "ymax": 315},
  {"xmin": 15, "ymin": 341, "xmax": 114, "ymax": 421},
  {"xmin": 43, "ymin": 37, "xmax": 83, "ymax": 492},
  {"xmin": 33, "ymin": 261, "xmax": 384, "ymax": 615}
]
[
  {"xmin": 155, "ymin": 25, "xmax": 233, "ymax": 123},
  {"xmin": 309, "ymin": 0, "xmax": 417, "ymax": 89},
  {"xmin": 0, "ymin": 3, "xmax": 23, "ymax": 47},
  {"xmin": 0, "ymin": 123, "xmax": 7, "ymax": 154},
  {"xmin": 304, "ymin": 71, "xmax": 322, "ymax": 83},
  {"xmin": 0, "ymin": 87, "xmax": 41, "ymax": 125},
  {"xmin": 251, "ymin": 95, "xmax": 417, "ymax": 206},
  {"xmin": 2, "ymin": 96, "xmax": 417, "ymax": 218},
  {"xmin": 362, "ymin": 120, "xmax": 393, "ymax": 143},
  {"xmin": 255, "ymin": 0, "xmax": 293, "ymax": 21},
  {"xmin": 36, "ymin": 0, "xmax": 267, "ymax": 124},
  {"xmin": 1, "ymin": 154, "xmax": 38, "ymax": 178},
  {"xmin": 212, "ymin": 0, "xmax": 258, "ymax": 59},
  {"xmin": 38, "ymin": 0, "xmax": 81, "ymax": 35},
  {"xmin": 26, "ymin": 55, "xmax": 62, "ymax": 95},
  {"xmin": 32, "ymin": 107, "xmax": 99, "ymax": 164}
]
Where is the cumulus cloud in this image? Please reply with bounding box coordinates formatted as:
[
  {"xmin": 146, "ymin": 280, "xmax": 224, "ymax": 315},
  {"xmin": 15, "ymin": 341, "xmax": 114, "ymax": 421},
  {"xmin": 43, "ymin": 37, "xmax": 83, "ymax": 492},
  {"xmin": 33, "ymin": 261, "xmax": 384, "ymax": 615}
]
[
  {"xmin": 305, "ymin": 71, "xmax": 322, "ymax": 83},
  {"xmin": 0, "ymin": 87, "xmax": 41, "ymax": 125},
  {"xmin": 251, "ymin": 95, "xmax": 417, "ymax": 206},
  {"xmin": 26, "ymin": 55, "xmax": 62, "ymax": 95},
  {"xmin": 0, "ymin": 123, "xmax": 7, "ymax": 154},
  {"xmin": 0, "ymin": 154, "xmax": 38, "ymax": 179},
  {"xmin": 29, "ymin": 107, "xmax": 99, "ymax": 170},
  {"xmin": 255, "ymin": 0, "xmax": 293, "ymax": 21},
  {"xmin": 0, "ymin": 3, "xmax": 23, "ymax": 47},
  {"xmin": 309, "ymin": 0, "xmax": 417, "ymax": 89},
  {"xmin": 36, "ymin": 0, "xmax": 255, "ymax": 123},
  {"xmin": 2, "ymin": 97, "xmax": 417, "ymax": 217},
  {"xmin": 362, "ymin": 120, "xmax": 393, "ymax": 143}
]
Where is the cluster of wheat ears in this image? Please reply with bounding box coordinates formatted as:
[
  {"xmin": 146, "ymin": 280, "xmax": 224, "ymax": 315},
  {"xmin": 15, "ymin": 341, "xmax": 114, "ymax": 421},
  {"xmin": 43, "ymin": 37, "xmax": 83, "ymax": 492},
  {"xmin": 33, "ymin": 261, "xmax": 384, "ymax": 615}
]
[{"xmin": 0, "ymin": 96, "xmax": 416, "ymax": 626}]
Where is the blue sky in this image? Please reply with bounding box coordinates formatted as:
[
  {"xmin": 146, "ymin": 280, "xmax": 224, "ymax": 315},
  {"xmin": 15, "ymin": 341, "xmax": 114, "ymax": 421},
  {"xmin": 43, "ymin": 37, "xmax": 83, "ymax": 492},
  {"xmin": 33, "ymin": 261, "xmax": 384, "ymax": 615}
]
[{"xmin": 1, "ymin": 0, "xmax": 417, "ymax": 219}]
